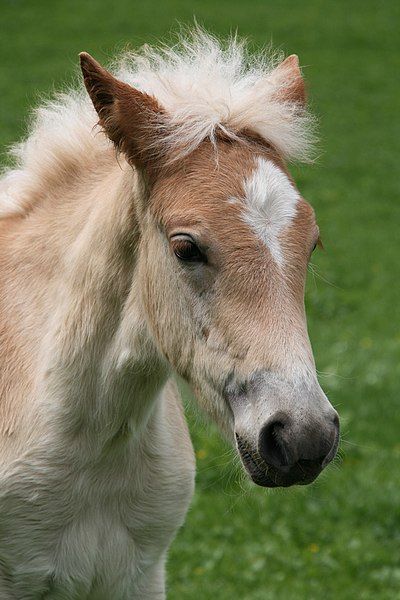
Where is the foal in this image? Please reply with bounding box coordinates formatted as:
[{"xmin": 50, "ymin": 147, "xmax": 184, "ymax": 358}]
[{"xmin": 0, "ymin": 32, "xmax": 339, "ymax": 598}]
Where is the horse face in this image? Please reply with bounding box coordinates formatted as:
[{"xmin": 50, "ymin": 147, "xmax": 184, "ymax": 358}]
[
  {"xmin": 81, "ymin": 51, "xmax": 339, "ymax": 488},
  {"xmin": 143, "ymin": 139, "xmax": 339, "ymax": 488}
]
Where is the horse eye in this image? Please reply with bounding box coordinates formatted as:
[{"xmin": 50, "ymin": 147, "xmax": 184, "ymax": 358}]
[
  {"xmin": 312, "ymin": 236, "xmax": 323, "ymax": 254},
  {"xmin": 171, "ymin": 237, "xmax": 206, "ymax": 263}
]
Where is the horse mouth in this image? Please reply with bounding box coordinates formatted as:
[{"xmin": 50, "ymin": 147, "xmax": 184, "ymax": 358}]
[{"xmin": 235, "ymin": 434, "xmax": 320, "ymax": 488}]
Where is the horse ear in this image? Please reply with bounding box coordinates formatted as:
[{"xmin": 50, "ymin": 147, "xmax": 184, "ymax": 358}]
[
  {"xmin": 79, "ymin": 52, "xmax": 164, "ymax": 174},
  {"xmin": 272, "ymin": 54, "xmax": 306, "ymax": 106}
]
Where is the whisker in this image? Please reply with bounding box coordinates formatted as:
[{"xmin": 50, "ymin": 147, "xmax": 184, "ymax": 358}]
[{"xmin": 308, "ymin": 262, "xmax": 342, "ymax": 289}]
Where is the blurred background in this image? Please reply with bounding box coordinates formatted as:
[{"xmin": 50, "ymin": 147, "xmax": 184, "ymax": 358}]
[{"xmin": 1, "ymin": 1, "xmax": 399, "ymax": 598}]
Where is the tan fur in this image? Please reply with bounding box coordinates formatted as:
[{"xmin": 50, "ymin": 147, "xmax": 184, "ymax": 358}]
[{"xmin": 150, "ymin": 138, "xmax": 316, "ymax": 371}]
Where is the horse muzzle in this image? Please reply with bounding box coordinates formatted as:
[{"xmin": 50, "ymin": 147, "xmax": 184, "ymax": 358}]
[{"xmin": 236, "ymin": 410, "xmax": 340, "ymax": 488}]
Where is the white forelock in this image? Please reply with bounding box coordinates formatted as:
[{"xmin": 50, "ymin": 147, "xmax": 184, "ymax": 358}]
[
  {"xmin": 117, "ymin": 29, "xmax": 316, "ymax": 160},
  {"xmin": 0, "ymin": 28, "xmax": 316, "ymax": 217}
]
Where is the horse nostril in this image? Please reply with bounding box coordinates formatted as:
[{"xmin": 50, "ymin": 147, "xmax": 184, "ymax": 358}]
[
  {"xmin": 258, "ymin": 415, "xmax": 294, "ymax": 470},
  {"xmin": 332, "ymin": 413, "xmax": 340, "ymax": 430},
  {"xmin": 257, "ymin": 411, "xmax": 340, "ymax": 476},
  {"xmin": 321, "ymin": 415, "xmax": 340, "ymax": 468}
]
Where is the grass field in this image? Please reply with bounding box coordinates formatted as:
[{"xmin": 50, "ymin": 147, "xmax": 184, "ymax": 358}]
[{"xmin": 1, "ymin": 1, "xmax": 399, "ymax": 598}]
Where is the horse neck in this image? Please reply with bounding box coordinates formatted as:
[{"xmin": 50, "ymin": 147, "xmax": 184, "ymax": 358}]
[{"xmin": 14, "ymin": 158, "xmax": 168, "ymax": 457}]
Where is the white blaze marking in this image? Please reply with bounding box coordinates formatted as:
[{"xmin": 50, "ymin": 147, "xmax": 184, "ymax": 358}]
[{"xmin": 241, "ymin": 157, "xmax": 300, "ymax": 265}]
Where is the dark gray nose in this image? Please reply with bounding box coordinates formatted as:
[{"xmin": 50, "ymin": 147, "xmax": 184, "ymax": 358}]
[{"xmin": 258, "ymin": 411, "xmax": 339, "ymax": 479}]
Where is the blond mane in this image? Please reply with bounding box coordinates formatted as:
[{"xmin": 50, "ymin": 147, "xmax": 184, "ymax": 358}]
[{"xmin": 0, "ymin": 29, "xmax": 316, "ymax": 218}]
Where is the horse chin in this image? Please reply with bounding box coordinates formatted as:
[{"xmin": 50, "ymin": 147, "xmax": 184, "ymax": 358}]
[{"xmin": 247, "ymin": 467, "xmax": 319, "ymax": 489}]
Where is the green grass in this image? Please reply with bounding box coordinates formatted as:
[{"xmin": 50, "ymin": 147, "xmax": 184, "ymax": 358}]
[{"xmin": 1, "ymin": 1, "xmax": 399, "ymax": 598}]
